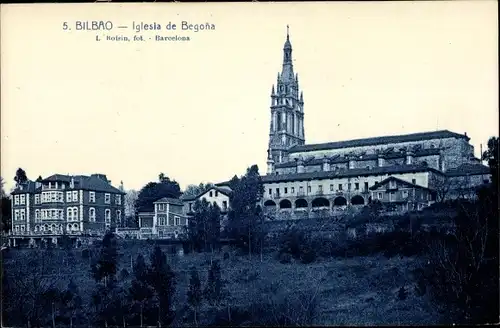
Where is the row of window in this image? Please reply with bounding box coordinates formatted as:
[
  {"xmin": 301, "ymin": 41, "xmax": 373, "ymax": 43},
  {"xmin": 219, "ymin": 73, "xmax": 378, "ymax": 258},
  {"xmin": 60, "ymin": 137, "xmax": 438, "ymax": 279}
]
[
  {"xmin": 15, "ymin": 191, "xmax": 122, "ymax": 205},
  {"xmin": 27, "ymin": 208, "xmax": 122, "ymax": 223},
  {"xmin": 158, "ymin": 217, "xmax": 182, "ymax": 226},
  {"xmin": 268, "ymin": 179, "xmax": 419, "ymax": 197},
  {"xmin": 13, "ymin": 209, "xmax": 26, "ymax": 221}
]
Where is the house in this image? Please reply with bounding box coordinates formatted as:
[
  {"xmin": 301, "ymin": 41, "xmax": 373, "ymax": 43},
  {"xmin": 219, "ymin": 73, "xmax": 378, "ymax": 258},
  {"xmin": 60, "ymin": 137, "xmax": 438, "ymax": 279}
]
[
  {"xmin": 137, "ymin": 197, "xmax": 189, "ymax": 240},
  {"xmin": 9, "ymin": 173, "xmax": 125, "ymax": 247}
]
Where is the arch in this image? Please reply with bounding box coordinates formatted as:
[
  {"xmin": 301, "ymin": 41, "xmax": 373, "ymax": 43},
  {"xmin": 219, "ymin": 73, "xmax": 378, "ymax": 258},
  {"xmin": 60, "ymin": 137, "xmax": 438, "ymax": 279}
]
[
  {"xmin": 295, "ymin": 198, "xmax": 308, "ymax": 208},
  {"xmin": 264, "ymin": 200, "xmax": 277, "ymax": 207},
  {"xmin": 351, "ymin": 195, "xmax": 365, "ymax": 205},
  {"xmin": 312, "ymin": 197, "xmax": 330, "ymax": 208},
  {"xmin": 72, "ymin": 223, "xmax": 79, "ymax": 231},
  {"xmin": 333, "ymin": 196, "xmax": 347, "ymax": 206},
  {"xmin": 279, "ymin": 199, "xmax": 292, "ymax": 209}
]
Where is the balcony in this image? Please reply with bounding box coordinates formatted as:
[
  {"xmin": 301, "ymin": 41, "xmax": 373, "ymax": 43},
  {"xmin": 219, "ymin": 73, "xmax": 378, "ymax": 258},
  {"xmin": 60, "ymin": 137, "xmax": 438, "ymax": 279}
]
[
  {"xmin": 316, "ymin": 190, "xmax": 324, "ymax": 196},
  {"xmin": 297, "ymin": 191, "xmax": 306, "ymax": 197}
]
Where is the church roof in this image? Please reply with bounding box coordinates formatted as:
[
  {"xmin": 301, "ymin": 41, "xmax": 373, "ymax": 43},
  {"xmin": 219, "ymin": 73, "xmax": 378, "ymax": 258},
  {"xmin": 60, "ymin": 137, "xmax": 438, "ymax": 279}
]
[
  {"xmin": 445, "ymin": 163, "xmax": 491, "ymax": 177},
  {"xmin": 275, "ymin": 148, "xmax": 441, "ymax": 168},
  {"xmin": 288, "ymin": 130, "xmax": 470, "ymax": 153},
  {"xmin": 261, "ymin": 164, "xmax": 443, "ymax": 184}
]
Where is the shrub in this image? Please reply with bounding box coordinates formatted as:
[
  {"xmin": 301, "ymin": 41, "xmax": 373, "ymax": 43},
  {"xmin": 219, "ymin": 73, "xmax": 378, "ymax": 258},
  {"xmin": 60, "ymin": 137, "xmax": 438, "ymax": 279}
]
[
  {"xmin": 300, "ymin": 246, "xmax": 316, "ymax": 264},
  {"xmin": 81, "ymin": 249, "xmax": 90, "ymax": 259},
  {"xmin": 278, "ymin": 252, "xmax": 292, "ymax": 264}
]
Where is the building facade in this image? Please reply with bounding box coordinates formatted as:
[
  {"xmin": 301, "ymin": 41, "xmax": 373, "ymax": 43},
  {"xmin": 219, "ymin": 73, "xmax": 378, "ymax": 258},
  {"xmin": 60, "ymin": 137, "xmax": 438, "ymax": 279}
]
[
  {"xmin": 219, "ymin": 28, "xmax": 491, "ymax": 220},
  {"xmin": 182, "ymin": 186, "xmax": 231, "ymax": 216},
  {"xmin": 136, "ymin": 197, "xmax": 189, "ymax": 240},
  {"xmin": 9, "ymin": 173, "xmax": 126, "ymax": 246}
]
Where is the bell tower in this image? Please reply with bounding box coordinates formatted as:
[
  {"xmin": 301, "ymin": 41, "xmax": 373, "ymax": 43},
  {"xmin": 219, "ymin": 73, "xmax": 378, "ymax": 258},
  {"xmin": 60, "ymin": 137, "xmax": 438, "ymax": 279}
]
[{"xmin": 268, "ymin": 26, "xmax": 305, "ymax": 165}]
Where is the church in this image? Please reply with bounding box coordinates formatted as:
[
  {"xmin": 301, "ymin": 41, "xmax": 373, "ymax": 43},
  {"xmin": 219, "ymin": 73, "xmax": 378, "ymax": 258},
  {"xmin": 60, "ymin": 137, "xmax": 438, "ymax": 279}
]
[{"xmin": 217, "ymin": 27, "xmax": 491, "ymax": 220}]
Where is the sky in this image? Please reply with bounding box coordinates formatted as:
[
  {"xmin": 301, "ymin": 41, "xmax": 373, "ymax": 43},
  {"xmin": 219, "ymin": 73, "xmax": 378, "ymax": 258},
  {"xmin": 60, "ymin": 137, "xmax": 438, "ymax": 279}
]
[{"xmin": 1, "ymin": 1, "xmax": 498, "ymax": 194}]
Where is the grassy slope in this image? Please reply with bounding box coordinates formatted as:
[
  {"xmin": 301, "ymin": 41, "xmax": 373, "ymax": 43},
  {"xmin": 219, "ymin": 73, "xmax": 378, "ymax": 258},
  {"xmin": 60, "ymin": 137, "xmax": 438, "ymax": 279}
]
[{"xmin": 3, "ymin": 245, "xmax": 440, "ymax": 326}]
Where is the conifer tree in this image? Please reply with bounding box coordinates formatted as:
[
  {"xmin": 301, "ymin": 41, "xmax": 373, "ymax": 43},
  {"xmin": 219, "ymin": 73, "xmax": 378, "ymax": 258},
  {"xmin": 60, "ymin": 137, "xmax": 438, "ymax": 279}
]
[
  {"xmin": 148, "ymin": 246, "xmax": 176, "ymax": 326},
  {"xmin": 204, "ymin": 260, "xmax": 226, "ymax": 307},
  {"xmin": 187, "ymin": 267, "xmax": 203, "ymax": 326}
]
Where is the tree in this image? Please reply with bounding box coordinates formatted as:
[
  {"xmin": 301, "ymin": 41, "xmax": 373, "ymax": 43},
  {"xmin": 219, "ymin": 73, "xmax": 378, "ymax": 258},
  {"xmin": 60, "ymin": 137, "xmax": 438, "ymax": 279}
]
[
  {"xmin": 226, "ymin": 165, "xmax": 265, "ymax": 258},
  {"xmin": 204, "ymin": 260, "xmax": 227, "ymax": 307},
  {"xmin": 187, "ymin": 267, "xmax": 203, "ymax": 326},
  {"xmin": 423, "ymin": 136, "xmax": 499, "ymax": 324},
  {"xmin": 91, "ymin": 232, "xmax": 118, "ymax": 287},
  {"xmin": 183, "ymin": 183, "xmax": 215, "ymax": 198},
  {"xmin": 128, "ymin": 254, "xmax": 154, "ymax": 327},
  {"xmin": 0, "ymin": 176, "xmax": 5, "ymax": 198},
  {"xmin": 148, "ymin": 246, "xmax": 176, "ymax": 326},
  {"xmin": 135, "ymin": 174, "xmax": 181, "ymax": 214},
  {"xmin": 1, "ymin": 195, "xmax": 12, "ymax": 233},
  {"xmin": 61, "ymin": 279, "xmax": 84, "ymax": 328},
  {"xmin": 13, "ymin": 168, "xmax": 28, "ymax": 186},
  {"xmin": 188, "ymin": 199, "xmax": 221, "ymax": 255},
  {"xmin": 482, "ymin": 136, "xmax": 498, "ymax": 187},
  {"xmin": 2, "ymin": 250, "xmax": 61, "ymax": 327},
  {"xmin": 124, "ymin": 189, "xmax": 139, "ymax": 219}
]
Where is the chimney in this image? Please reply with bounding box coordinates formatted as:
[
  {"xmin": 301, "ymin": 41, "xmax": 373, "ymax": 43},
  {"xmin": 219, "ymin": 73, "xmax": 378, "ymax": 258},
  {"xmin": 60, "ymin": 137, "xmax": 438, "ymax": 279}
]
[
  {"xmin": 348, "ymin": 157, "xmax": 355, "ymax": 170},
  {"xmin": 406, "ymin": 151, "xmax": 414, "ymax": 165},
  {"xmin": 70, "ymin": 177, "xmax": 75, "ymax": 189},
  {"xmin": 377, "ymin": 154, "xmax": 385, "ymax": 167},
  {"xmin": 297, "ymin": 157, "xmax": 305, "ymax": 174},
  {"xmin": 322, "ymin": 156, "xmax": 330, "ymax": 172}
]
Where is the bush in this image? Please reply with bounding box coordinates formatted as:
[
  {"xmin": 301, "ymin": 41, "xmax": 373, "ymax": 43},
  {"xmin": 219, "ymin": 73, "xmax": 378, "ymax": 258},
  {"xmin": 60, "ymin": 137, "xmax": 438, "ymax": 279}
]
[
  {"xmin": 300, "ymin": 246, "xmax": 316, "ymax": 264},
  {"xmin": 279, "ymin": 253, "xmax": 292, "ymax": 264}
]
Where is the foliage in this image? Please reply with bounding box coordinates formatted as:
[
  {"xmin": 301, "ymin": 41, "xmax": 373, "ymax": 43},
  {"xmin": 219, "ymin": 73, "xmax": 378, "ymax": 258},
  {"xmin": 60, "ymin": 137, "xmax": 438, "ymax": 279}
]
[
  {"xmin": 128, "ymin": 254, "xmax": 155, "ymax": 326},
  {"xmin": 14, "ymin": 168, "xmax": 28, "ymax": 185},
  {"xmin": 183, "ymin": 182, "xmax": 214, "ymax": 197},
  {"xmin": 188, "ymin": 199, "xmax": 221, "ymax": 253},
  {"xmin": 1, "ymin": 195, "xmax": 12, "ymax": 233},
  {"xmin": 187, "ymin": 266, "xmax": 203, "ymax": 325},
  {"xmin": 135, "ymin": 173, "xmax": 181, "ymax": 214},
  {"xmin": 91, "ymin": 232, "xmax": 118, "ymax": 287},
  {"xmin": 148, "ymin": 246, "xmax": 176, "ymax": 326},
  {"xmin": 226, "ymin": 165, "xmax": 265, "ymax": 256},
  {"xmin": 124, "ymin": 189, "xmax": 139, "ymax": 221},
  {"xmin": 204, "ymin": 260, "xmax": 227, "ymax": 307},
  {"xmin": 420, "ymin": 136, "xmax": 499, "ymax": 324}
]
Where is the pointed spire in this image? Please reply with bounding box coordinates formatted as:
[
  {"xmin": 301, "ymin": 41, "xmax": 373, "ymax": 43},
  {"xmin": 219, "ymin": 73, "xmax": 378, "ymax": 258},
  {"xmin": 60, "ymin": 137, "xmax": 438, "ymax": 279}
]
[
  {"xmin": 295, "ymin": 73, "xmax": 299, "ymax": 82},
  {"xmin": 300, "ymin": 91, "xmax": 303, "ymax": 102},
  {"xmin": 271, "ymin": 84, "xmax": 275, "ymax": 95}
]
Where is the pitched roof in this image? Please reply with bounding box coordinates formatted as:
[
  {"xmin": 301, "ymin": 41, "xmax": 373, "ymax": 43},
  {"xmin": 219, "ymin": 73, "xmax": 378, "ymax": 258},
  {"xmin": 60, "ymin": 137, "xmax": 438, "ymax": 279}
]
[
  {"xmin": 276, "ymin": 148, "xmax": 442, "ymax": 168},
  {"xmin": 10, "ymin": 180, "xmax": 39, "ymax": 195},
  {"xmin": 11, "ymin": 174, "xmax": 125, "ymax": 194},
  {"xmin": 288, "ymin": 130, "xmax": 469, "ymax": 153},
  {"xmin": 369, "ymin": 176, "xmax": 433, "ymax": 192},
  {"xmin": 153, "ymin": 197, "xmax": 184, "ymax": 206},
  {"xmin": 445, "ymin": 163, "xmax": 491, "ymax": 177},
  {"xmin": 261, "ymin": 164, "xmax": 443, "ymax": 184},
  {"xmin": 181, "ymin": 186, "xmax": 232, "ymax": 202}
]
